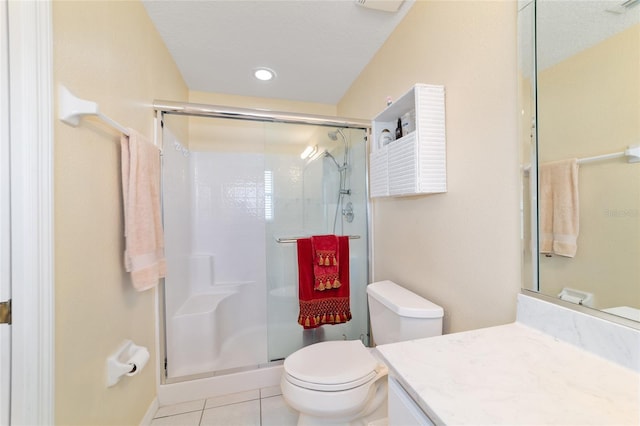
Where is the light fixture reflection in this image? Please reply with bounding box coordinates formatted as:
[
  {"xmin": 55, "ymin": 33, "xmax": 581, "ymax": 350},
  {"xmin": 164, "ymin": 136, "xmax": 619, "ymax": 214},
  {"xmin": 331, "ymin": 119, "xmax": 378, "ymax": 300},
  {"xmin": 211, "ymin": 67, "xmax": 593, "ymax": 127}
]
[{"xmin": 300, "ymin": 145, "xmax": 318, "ymax": 160}]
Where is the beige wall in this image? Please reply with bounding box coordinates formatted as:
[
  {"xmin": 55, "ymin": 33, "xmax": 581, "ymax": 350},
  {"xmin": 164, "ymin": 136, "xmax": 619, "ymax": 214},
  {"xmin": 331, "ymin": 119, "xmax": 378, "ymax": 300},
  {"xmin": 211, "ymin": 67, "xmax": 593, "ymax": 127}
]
[
  {"xmin": 187, "ymin": 91, "xmax": 337, "ymax": 152},
  {"xmin": 53, "ymin": 1, "xmax": 187, "ymax": 424},
  {"xmin": 339, "ymin": 0, "xmax": 521, "ymax": 333},
  {"xmin": 189, "ymin": 90, "xmax": 337, "ymax": 115},
  {"xmin": 537, "ymin": 25, "xmax": 640, "ymax": 309}
]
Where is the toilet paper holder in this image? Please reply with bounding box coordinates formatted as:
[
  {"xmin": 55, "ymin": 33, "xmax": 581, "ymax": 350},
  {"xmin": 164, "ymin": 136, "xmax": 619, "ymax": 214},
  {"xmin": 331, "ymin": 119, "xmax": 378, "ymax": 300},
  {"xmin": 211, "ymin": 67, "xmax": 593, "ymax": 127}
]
[
  {"xmin": 557, "ymin": 287, "xmax": 594, "ymax": 308},
  {"xmin": 106, "ymin": 340, "xmax": 150, "ymax": 387}
]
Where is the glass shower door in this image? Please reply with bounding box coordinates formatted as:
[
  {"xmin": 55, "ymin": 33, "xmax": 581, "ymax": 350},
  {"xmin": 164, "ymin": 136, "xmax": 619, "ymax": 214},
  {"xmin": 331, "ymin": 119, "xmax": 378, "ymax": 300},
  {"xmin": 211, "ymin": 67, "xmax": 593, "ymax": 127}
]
[
  {"xmin": 162, "ymin": 115, "xmax": 269, "ymax": 378},
  {"xmin": 264, "ymin": 124, "xmax": 370, "ymax": 361},
  {"xmin": 161, "ymin": 114, "xmax": 370, "ymax": 380}
]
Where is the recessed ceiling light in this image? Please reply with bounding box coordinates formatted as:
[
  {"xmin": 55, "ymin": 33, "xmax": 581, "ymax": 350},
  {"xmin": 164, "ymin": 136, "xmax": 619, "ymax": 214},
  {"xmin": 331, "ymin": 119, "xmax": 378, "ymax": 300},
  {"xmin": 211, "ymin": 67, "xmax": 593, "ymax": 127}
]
[{"xmin": 254, "ymin": 67, "xmax": 276, "ymax": 81}]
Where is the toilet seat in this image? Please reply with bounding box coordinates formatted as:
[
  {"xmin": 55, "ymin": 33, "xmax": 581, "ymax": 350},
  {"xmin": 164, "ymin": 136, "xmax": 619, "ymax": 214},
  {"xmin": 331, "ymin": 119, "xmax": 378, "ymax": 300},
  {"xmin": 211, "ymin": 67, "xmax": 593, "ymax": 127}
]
[
  {"xmin": 284, "ymin": 340, "xmax": 379, "ymax": 391},
  {"xmin": 284, "ymin": 370, "xmax": 378, "ymax": 391}
]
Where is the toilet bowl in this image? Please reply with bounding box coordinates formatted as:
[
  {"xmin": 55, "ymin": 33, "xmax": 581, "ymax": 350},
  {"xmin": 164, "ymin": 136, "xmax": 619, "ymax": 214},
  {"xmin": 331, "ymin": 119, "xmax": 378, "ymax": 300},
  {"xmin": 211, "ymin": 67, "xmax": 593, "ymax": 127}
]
[
  {"xmin": 281, "ymin": 280, "xmax": 444, "ymax": 425},
  {"xmin": 281, "ymin": 340, "xmax": 388, "ymax": 425}
]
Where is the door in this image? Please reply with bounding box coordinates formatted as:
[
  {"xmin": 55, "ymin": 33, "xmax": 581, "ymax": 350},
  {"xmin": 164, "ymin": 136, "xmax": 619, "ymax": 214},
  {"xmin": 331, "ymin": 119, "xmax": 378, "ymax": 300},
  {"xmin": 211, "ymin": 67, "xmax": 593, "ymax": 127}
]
[{"xmin": 1, "ymin": 1, "xmax": 54, "ymax": 424}]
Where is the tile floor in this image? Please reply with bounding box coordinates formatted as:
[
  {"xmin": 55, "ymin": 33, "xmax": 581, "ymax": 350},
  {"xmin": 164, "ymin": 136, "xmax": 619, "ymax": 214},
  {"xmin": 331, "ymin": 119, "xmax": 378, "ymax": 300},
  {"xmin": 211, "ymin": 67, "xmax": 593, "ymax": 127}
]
[{"xmin": 150, "ymin": 386, "xmax": 298, "ymax": 426}]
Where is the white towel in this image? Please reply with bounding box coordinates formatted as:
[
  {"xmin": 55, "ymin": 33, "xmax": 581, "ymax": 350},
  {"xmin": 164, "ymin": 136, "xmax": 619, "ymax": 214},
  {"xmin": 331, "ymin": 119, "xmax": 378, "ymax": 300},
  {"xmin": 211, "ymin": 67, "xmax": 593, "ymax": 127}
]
[
  {"xmin": 539, "ymin": 159, "xmax": 579, "ymax": 258},
  {"xmin": 121, "ymin": 129, "xmax": 166, "ymax": 291}
]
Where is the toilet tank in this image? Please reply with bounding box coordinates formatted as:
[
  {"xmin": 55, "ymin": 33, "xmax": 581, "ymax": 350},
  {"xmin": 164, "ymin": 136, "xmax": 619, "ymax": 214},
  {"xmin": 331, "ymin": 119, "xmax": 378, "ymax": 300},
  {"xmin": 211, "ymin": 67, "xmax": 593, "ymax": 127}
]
[{"xmin": 367, "ymin": 280, "xmax": 443, "ymax": 345}]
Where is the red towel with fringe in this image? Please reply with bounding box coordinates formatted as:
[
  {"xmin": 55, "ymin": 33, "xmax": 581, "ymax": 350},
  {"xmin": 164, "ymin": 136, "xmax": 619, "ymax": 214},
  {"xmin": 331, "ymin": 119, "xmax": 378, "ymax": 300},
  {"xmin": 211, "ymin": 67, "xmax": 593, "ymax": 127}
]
[
  {"xmin": 311, "ymin": 234, "xmax": 340, "ymax": 291},
  {"xmin": 297, "ymin": 235, "xmax": 351, "ymax": 329}
]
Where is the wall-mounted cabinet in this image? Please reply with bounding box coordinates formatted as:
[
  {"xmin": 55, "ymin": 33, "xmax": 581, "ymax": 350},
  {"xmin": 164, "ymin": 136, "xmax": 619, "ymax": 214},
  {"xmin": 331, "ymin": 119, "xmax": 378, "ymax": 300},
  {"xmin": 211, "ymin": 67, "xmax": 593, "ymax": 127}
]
[{"xmin": 370, "ymin": 84, "xmax": 446, "ymax": 197}]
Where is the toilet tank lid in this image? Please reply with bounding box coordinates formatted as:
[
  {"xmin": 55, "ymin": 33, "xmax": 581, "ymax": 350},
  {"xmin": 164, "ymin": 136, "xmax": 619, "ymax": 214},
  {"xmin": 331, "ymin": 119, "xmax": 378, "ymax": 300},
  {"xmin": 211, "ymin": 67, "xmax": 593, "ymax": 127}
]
[{"xmin": 367, "ymin": 280, "xmax": 444, "ymax": 318}]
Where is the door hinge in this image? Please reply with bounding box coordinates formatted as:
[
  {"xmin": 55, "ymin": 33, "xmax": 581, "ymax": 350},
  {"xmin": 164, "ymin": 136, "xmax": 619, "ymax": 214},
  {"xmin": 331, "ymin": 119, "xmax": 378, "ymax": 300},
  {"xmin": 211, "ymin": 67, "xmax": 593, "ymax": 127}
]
[{"xmin": 0, "ymin": 299, "xmax": 11, "ymax": 324}]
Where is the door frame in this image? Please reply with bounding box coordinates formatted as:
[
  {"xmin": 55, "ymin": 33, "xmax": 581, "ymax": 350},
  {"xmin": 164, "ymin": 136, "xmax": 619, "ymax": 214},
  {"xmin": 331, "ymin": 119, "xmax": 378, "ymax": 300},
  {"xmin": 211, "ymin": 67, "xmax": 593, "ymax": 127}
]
[
  {"xmin": 1, "ymin": 0, "xmax": 11, "ymax": 423},
  {"xmin": 6, "ymin": 0, "xmax": 54, "ymax": 424}
]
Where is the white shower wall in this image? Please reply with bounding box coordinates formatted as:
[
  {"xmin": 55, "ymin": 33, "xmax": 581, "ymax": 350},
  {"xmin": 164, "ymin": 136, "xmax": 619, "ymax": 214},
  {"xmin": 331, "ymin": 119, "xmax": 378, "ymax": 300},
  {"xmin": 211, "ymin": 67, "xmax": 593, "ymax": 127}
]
[{"xmin": 191, "ymin": 152, "xmax": 267, "ymax": 287}]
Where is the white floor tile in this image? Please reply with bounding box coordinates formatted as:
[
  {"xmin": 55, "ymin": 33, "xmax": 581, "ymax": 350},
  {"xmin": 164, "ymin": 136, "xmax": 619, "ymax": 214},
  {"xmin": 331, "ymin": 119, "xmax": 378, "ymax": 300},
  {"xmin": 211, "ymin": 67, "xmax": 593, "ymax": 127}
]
[
  {"xmin": 154, "ymin": 400, "xmax": 205, "ymax": 418},
  {"xmin": 260, "ymin": 395, "xmax": 299, "ymax": 426},
  {"xmin": 200, "ymin": 400, "xmax": 261, "ymax": 426},
  {"xmin": 150, "ymin": 410, "xmax": 202, "ymax": 426},
  {"xmin": 205, "ymin": 389, "xmax": 260, "ymax": 409}
]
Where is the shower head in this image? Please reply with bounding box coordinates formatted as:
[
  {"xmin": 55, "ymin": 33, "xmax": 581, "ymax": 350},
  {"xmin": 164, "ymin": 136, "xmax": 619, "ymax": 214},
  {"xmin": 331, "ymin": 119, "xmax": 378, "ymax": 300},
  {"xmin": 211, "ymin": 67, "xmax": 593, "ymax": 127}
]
[
  {"xmin": 327, "ymin": 129, "xmax": 345, "ymax": 141},
  {"xmin": 327, "ymin": 128, "xmax": 348, "ymax": 162},
  {"xmin": 327, "ymin": 128, "xmax": 349, "ymax": 171}
]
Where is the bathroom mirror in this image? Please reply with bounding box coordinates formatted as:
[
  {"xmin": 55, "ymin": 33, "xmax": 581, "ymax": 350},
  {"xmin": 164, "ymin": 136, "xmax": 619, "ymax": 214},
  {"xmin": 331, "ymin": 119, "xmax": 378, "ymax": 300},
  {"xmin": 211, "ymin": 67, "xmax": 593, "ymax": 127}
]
[{"xmin": 519, "ymin": 0, "xmax": 640, "ymax": 323}]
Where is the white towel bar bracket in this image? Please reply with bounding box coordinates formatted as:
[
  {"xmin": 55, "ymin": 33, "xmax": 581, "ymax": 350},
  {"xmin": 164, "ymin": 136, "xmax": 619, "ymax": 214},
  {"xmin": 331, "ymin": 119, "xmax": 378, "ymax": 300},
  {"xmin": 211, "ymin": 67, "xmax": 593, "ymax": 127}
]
[
  {"xmin": 59, "ymin": 85, "xmax": 130, "ymax": 135},
  {"xmin": 59, "ymin": 85, "xmax": 99, "ymax": 127},
  {"xmin": 625, "ymin": 145, "xmax": 640, "ymax": 163}
]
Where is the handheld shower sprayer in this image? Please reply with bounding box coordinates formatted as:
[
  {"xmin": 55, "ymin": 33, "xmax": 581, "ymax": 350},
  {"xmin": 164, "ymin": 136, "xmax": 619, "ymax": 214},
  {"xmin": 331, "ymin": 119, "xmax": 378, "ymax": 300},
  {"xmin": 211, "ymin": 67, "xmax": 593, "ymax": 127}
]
[{"xmin": 324, "ymin": 150, "xmax": 347, "ymax": 171}]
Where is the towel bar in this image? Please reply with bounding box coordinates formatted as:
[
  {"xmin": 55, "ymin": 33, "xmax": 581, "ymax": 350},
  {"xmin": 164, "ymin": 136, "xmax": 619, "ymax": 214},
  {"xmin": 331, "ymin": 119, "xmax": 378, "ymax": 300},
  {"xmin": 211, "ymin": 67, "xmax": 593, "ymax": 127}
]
[{"xmin": 276, "ymin": 235, "xmax": 361, "ymax": 244}]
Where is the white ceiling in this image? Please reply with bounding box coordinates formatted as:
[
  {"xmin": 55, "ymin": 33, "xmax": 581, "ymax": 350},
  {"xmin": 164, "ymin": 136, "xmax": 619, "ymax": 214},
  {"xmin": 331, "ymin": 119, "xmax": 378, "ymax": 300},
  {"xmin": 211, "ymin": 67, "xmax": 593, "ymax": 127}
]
[
  {"xmin": 143, "ymin": 0, "xmax": 415, "ymax": 105},
  {"xmin": 536, "ymin": 0, "xmax": 640, "ymax": 70},
  {"xmin": 144, "ymin": 0, "xmax": 638, "ymax": 105},
  {"xmin": 519, "ymin": 0, "xmax": 640, "ymax": 73}
]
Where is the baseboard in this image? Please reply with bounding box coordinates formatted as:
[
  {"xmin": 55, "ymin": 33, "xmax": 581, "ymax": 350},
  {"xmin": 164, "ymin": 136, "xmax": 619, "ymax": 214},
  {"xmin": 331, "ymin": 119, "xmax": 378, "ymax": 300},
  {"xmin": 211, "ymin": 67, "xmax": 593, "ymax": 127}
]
[{"xmin": 140, "ymin": 397, "xmax": 159, "ymax": 426}]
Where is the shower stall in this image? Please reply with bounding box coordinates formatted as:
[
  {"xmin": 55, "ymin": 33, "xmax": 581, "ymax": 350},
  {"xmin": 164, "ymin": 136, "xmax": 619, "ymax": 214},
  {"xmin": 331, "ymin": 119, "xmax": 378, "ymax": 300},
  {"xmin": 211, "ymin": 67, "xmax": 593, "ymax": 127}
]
[{"xmin": 157, "ymin": 102, "xmax": 371, "ymax": 385}]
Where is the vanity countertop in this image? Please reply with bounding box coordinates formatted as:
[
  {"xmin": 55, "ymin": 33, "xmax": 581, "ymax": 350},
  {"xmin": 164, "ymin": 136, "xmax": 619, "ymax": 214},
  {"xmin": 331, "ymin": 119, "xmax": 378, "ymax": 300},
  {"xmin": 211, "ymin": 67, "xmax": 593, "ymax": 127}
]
[{"xmin": 376, "ymin": 322, "xmax": 640, "ymax": 425}]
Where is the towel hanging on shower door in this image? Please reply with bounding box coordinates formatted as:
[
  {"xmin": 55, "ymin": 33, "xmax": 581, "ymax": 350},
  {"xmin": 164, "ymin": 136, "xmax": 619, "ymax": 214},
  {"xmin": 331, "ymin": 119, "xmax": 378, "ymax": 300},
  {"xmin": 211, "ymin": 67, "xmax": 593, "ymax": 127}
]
[
  {"xmin": 296, "ymin": 235, "xmax": 351, "ymax": 329},
  {"xmin": 311, "ymin": 234, "xmax": 341, "ymax": 291}
]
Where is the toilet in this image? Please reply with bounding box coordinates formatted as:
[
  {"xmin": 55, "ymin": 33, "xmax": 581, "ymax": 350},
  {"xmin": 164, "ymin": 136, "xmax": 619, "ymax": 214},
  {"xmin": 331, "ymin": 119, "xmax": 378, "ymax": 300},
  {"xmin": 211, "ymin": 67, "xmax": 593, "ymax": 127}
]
[{"xmin": 281, "ymin": 280, "xmax": 444, "ymax": 425}]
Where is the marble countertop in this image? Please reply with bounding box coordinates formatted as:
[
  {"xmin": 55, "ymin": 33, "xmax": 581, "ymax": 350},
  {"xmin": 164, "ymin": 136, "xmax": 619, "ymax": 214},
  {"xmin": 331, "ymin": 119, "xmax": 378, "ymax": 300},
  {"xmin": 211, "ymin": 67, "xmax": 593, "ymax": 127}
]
[{"xmin": 376, "ymin": 323, "xmax": 640, "ymax": 425}]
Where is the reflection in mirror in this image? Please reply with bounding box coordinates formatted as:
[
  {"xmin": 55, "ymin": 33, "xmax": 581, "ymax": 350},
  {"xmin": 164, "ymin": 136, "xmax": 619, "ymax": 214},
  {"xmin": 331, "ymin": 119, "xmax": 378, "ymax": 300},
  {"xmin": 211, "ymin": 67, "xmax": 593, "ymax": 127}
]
[
  {"xmin": 518, "ymin": 0, "xmax": 536, "ymax": 294},
  {"xmin": 520, "ymin": 0, "xmax": 640, "ymax": 323}
]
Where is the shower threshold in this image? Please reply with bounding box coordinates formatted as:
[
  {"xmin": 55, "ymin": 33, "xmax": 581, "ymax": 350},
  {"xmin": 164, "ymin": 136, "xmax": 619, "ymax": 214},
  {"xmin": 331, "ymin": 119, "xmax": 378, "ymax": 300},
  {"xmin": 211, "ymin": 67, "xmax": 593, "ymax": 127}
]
[
  {"xmin": 158, "ymin": 360, "xmax": 284, "ymax": 406},
  {"xmin": 163, "ymin": 359, "xmax": 284, "ymax": 385}
]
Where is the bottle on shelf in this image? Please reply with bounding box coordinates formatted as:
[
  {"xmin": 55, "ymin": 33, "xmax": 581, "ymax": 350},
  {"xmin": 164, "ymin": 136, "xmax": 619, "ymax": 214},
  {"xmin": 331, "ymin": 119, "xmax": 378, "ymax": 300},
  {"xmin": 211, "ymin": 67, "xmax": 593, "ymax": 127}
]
[{"xmin": 395, "ymin": 118, "xmax": 402, "ymax": 140}]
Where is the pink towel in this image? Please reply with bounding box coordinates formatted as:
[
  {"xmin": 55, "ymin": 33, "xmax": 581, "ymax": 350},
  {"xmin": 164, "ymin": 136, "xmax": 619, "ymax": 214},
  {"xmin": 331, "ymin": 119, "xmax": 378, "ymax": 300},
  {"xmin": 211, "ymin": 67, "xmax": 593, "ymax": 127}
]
[
  {"xmin": 121, "ymin": 129, "xmax": 166, "ymax": 291},
  {"xmin": 539, "ymin": 159, "xmax": 579, "ymax": 257}
]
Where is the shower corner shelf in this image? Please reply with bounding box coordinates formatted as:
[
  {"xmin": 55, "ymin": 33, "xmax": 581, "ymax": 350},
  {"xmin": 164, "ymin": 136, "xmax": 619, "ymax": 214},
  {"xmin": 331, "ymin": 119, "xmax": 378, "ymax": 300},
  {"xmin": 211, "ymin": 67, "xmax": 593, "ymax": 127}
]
[{"xmin": 370, "ymin": 84, "xmax": 447, "ymax": 198}]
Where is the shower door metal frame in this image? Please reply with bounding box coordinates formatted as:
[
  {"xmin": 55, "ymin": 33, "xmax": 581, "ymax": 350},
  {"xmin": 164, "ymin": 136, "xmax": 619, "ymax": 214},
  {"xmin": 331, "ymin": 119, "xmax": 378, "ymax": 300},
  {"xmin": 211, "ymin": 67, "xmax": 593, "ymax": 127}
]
[
  {"xmin": 154, "ymin": 100, "xmax": 371, "ymax": 130},
  {"xmin": 154, "ymin": 101, "xmax": 373, "ymax": 385}
]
